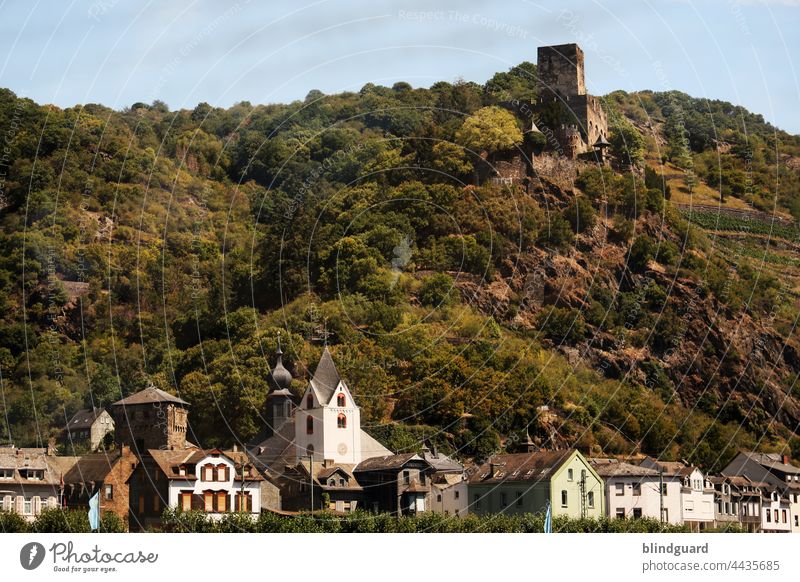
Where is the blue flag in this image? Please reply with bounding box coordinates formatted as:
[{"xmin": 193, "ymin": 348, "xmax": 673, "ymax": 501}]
[
  {"xmin": 88, "ymin": 491, "xmax": 100, "ymax": 531},
  {"xmin": 544, "ymin": 500, "xmax": 552, "ymax": 533}
]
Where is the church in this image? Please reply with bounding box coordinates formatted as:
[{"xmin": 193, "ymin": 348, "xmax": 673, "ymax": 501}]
[{"xmin": 248, "ymin": 339, "xmax": 465, "ymax": 516}]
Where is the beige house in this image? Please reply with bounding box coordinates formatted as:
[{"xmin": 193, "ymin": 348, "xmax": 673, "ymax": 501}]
[
  {"xmin": 0, "ymin": 446, "xmax": 77, "ymax": 521},
  {"xmin": 60, "ymin": 408, "xmax": 114, "ymax": 452}
]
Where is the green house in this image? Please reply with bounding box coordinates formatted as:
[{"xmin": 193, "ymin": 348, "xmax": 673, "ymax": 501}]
[{"xmin": 467, "ymin": 449, "xmax": 605, "ymax": 518}]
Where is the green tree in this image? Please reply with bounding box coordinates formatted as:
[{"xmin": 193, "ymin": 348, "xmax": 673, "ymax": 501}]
[{"xmin": 456, "ymin": 106, "xmax": 523, "ymax": 155}]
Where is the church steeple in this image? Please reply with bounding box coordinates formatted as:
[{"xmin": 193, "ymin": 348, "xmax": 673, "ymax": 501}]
[
  {"xmin": 265, "ymin": 333, "xmax": 294, "ymax": 437},
  {"xmin": 269, "ymin": 333, "xmax": 293, "ymax": 392}
]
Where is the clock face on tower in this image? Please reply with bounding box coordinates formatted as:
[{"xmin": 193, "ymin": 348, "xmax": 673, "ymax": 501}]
[{"xmin": 337, "ymin": 443, "xmax": 348, "ymax": 455}]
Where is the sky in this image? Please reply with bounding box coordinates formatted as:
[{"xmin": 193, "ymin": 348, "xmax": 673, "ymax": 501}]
[{"xmin": 0, "ymin": 0, "xmax": 798, "ymax": 133}]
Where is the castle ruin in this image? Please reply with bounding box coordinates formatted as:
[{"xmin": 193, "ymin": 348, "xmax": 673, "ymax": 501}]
[{"xmin": 535, "ymin": 43, "xmax": 608, "ymax": 158}]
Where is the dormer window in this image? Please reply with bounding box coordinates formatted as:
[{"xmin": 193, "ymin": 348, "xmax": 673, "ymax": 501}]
[
  {"xmin": 0, "ymin": 468, "xmax": 13, "ymax": 480},
  {"xmin": 337, "ymin": 393, "xmax": 346, "ymax": 407},
  {"xmin": 337, "ymin": 414, "xmax": 347, "ymax": 429}
]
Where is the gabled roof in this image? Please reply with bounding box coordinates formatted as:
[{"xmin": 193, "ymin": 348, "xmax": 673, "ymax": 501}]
[
  {"xmin": 112, "ymin": 386, "xmax": 189, "ymax": 407},
  {"xmin": 589, "ymin": 458, "xmax": 659, "ymax": 478},
  {"xmin": 147, "ymin": 448, "xmax": 263, "ymax": 481},
  {"xmin": 309, "ymin": 347, "xmax": 342, "ymax": 405},
  {"xmin": 468, "ymin": 450, "xmax": 574, "ymax": 484},
  {"xmin": 640, "ymin": 458, "xmax": 696, "ymax": 478},
  {"xmin": 743, "ymin": 452, "xmax": 800, "ymax": 475},
  {"xmin": 354, "ymin": 453, "xmax": 428, "ymax": 472},
  {"xmin": 63, "ymin": 451, "xmax": 127, "ymax": 484},
  {"xmin": 0, "ymin": 447, "xmax": 79, "ymax": 486},
  {"xmin": 64, "ymin": 408, "xmax": 109, "ymax": 430}
]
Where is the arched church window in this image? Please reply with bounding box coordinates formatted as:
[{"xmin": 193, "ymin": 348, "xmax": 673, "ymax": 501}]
[
  {"xmin": 306, "ymin": 395, "xmax": 313, "ymax": 409},
  {"xmin": 337, "ymin": 414, "xmax": 347, "ymax": 429},
  {"xmin": 337, "ymin": 393, "xmax": 346, "ymax": 407},
  {"xmin": 306, "ymin": 416, "xmax": 314, "ymax": 435}
]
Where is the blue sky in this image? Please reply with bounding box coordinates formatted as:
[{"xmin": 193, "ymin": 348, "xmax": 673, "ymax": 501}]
[{"xmin": 1, "ymin": 0, "xmax": 798, "ymax": 133}]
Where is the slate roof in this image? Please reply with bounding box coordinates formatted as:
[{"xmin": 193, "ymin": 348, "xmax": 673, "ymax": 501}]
[
  {"xmin": 421, "ymin": 447, "xmax": 463, "ymax": 473},
  {"xmin": 63, "ymin": 451, "xmax": 125, "ymax": 484},
  {"xmin": 354, "ymin": 453, "xmax": 426, "ymax": 472},
  {"xmin": 112, "ymin": 386, "xmax": 189, "ymax": 407},
  {"xmin": 468, "ymin": 450, "xmax": 574, "ymax": 484},
  {"xmin": 589, "ymin": 458, "xmax": 659, "ymax": 478},
  {"xmin": 309, "ymin": 347, "xmax": 342, "ymax": 405},
  {"xmin": 744, "ymin": 452, "xmax": 800, "ymax": 475},
  {"xmin": 63, "ymin": 408, "xmax": 109, "ymax": 430}
]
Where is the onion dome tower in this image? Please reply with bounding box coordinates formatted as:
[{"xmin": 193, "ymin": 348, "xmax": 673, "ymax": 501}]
[{"xmin": 265, "ymin": 333, "xmax": 294, "ymax": 436}]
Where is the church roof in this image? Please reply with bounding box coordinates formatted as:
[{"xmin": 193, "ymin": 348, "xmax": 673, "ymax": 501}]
[
  {"xmin": 309, "ymin": 347, "xmax": 342, "ymax": 405},
  {"xmin": 112, "ymin": 386, "xmax": 189, "ymax": 407}
]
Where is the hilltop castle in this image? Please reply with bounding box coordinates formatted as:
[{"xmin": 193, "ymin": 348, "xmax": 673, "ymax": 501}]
[{"xmin": 535, "ymin": 43, "xmax": 609, "ymax": 158}]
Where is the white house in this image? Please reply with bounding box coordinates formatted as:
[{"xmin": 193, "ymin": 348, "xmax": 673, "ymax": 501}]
[
  {"xmin": 145, "ymin": 448, "xmax": 263, "ymax": 521},
  {"xmin": 759, "ymin": 484, "xmax": 792, "ymax": 533},
  {"xmin": 640, "ymin": 458, "xmax": 715, "ymax": 531},
  {"xmin": 294, "ymin": 347, "xmax": 363, "ymax": 465},
  {"xmin": 590, "ymin": 459, "xmax": 682, "ymax": 524}
]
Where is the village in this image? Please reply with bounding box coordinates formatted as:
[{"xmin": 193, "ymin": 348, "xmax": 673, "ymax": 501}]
[{"xmin": 1, "ymin": 341, "xmax": 799, "ymax": 533}]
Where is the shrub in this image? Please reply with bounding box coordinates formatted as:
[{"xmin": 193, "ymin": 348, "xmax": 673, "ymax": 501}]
[{"xmin": 0, "ymin": 509, "xmax": 29, "ymax": 532}]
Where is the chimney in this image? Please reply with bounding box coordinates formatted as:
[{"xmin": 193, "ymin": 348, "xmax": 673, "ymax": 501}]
[
  {"xmin": 490, "ymin": 463, "xmax": 498, "ymax": 478},
  {"xmin": 232, "ymin": 444, "xmax": 238, "ymax": 453},
  {"xmin": 783, "ymin": 454, "xmax": 790, "ymax": 465}
]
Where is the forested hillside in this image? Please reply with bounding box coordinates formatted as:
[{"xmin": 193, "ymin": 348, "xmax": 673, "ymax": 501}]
[{"xmin": 1, "ymin": 61, "xmax": 800, "ymax": 470}]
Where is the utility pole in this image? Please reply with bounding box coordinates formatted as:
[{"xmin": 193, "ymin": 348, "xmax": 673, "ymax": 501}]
[
  {"xmin": 308, "ymin": 453, "xmax": 314, "ymax": 513},
  {"xmin": 659, "ymin": 469, "xmax": 664, "ymax": 525},
  {"xmin": 580, "ymin": 472, "xmax": 587, "ymax": 519}
]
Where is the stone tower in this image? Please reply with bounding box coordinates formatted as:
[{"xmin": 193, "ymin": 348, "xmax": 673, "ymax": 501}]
[
  {"xmin": 537, "ymin": 43, "xmax": 586, "ymax": 100},
  {"xmin": 535, "ymin": 43, "xmax": 608, "ymax": 158},
  {"xmin": 111, "ymin": 385, "xmax": 189, "ymax": 452}
]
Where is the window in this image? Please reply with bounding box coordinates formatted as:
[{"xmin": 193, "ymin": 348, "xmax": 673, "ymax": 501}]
[
  {"xmin": 216, "ymin": 491, "xmax": 228, "ymax": 513},
  {"xmin": 217, "ymin": 464, "xmax": 228, "ymax": 481},
  {"xmin": 178, "ymin": 465, "xmax": 186, "ymax": 476},
  {"xmin": 0, "ymin": 468, "xmax": 13, "ymax": 479},
  {"xmin": 204, "ymin": 464, "xmax": 214, "ymax": 481},
  {"xmin": 204, "ymin": 491, "xmax": 214, "ymax": 512},
  {"xmin": 661, "ymin": 483, "xmax": 668, "ymax": 496},
  {"xmin": 403, "ymin": 470, "xmax": 410, "ymax": 485},
  {"xmin": 775, "ymin": 509, "xmax": 779, "ymax": 523},
  {"xmin": 419, "ymin": 472, "xmax": 426, "ymax": 485},
  {"xmin": 337, "ymin": 414, "xmax": 347, "ymax": 428},
  {"xmin": 561, "ymin": 490, "xmax": 568, "ymax": 507},
  {"xmin": 615, "ymin": 508, "xmax": 625, "ymax": 519},
  {"xmin": 615, "ymin": 483, "xmax": 624, "ymax": 496},
  {"xmin": 795, "ymin": 515, "xmax": 799, "ymax": 527},
  {"xmin": 437, "ymin": 494, "xmax": 442, "ymax": 502},
  {"xmin": 337, "ymin": 393, "xmax": 346, "ymax": 407},
  {"xmin": 180, "ymin": 492, "xmax": 192, "ymax": 511},
  {"xmin": 23, "ymin": 499, "xmax": 32, "ymax": 515},
  {"xmin": 454, "ymin": 491, "xmax": 460, "ymax": 500},
  {"xmin": 235, "ymin": 491, "xmax": 252, "ymax": 512},
  {"xmin": 153, "ymin": 495, "xmax": 160, "ymax": 513},
  {"xmin": 306, "ymin": 416, "xmax": 314, "ymax": 435},
  {"xmin": 306, "ymin": 395, "xmax": 313, "ymax": 409},
  {"xmin": 782, "ymin": 509, "xmax": 787, "ymax": 523},
  {"xmin": 766, "ymin": 509, "xmax": 772, "ymax": 523},
  {"xmin": 587, "ymin": 491, "xmax": 594, "ymax": 508},
  {"xmin": 516, "ymin": 491, "xmax": 523, "ymax": 507},
  {"xmin": 474, "ymin": 494, "xmax": 481, "ymax": 510},
  {"xmin": 104, "ymin": 484, "xmax": 113, "ymax": 500},
  {"xmin": 567, "ymin": 468, "xmax": 573, "ymax": 481},
  {"xmin": 633, "ymin": 508, "xmax": 642, "ymax": 519},
  {"xmin": 500, "ymin": 492, "xmax": 507, "ymax": 508},
  {"xmin": 632, "ymin": 483, "xmax": 641, "ymax": 496}
]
